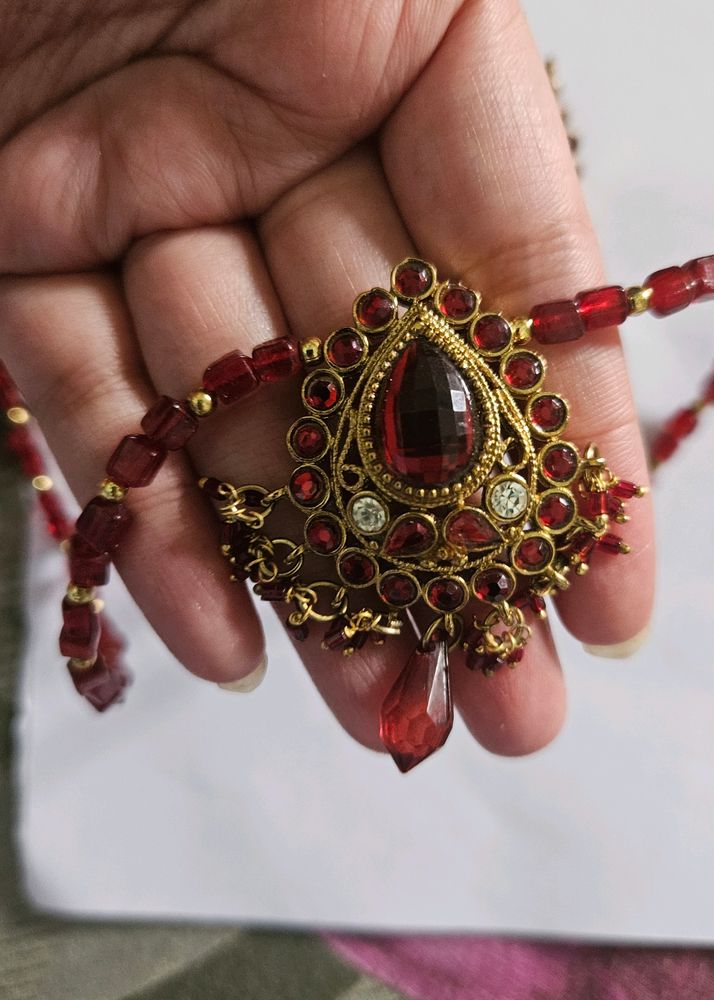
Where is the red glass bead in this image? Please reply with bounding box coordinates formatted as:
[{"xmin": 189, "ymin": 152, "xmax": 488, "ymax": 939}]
[
  {"xmin": 220, "ymin": 520, "xmax": 250, "ymax": 550},
  {"xmin": 569, "ymin": 530, "xmax": 597, "ymax": 564},
  {"xmin": 575, "ymin": 285, "xmax": 629, "ymax": 331},
  {"xmin": 611, "ymin": 479, "xmax": 640, "ymax": 500},
  {"xmin": 60, "ymin": 599, "xmax": 100, "ymax": 659},
  {"xmin": 37, "ymin": 491, "xmax": 72, "ymax": 540},
  {"xmin": 529, "ymin": 593, "xmax": 547, "ymax": 617},
  {"xmin": 645, "ymin": 266, "xmax": 697, "ymax": 317},
  {"xmin": 664, "ymin": 407, "xmax": 698, "ymax": 438},
  {"xmin": 606, "ymin": 493, "xmax": 625, "ymax": 519},
  {"xmin": 503, "ymin": 352, "xmax": 543, "ymax": 391},
  {"xmin": 581, "ymin": 490, "xmax": 608, "ymax": 519},
  {"xmin": 286, "ymin": 620, "xmax": 309, "ymax": 642},
  {"xmin": 426, "ymin": 577, "xmax": 466, "ymax": 612},
  {"xmin": 438, "ymin": 283, "xmax": 477, "ymax": 323},
  {"xmin": 326, "ymin": 329, "xmax": 365, "ymax": 369},
  {"xmin": 514, "ymin": 535, "xmax": 554, "ymax": 572},
  {"xmin": 202, "ymin": 350, "xmax": 258, "ymax": 403},
  {"xmin": 305, "ymin": 515, "xmax": 342, "ymax": 554},
  {"xmin": 69, "ymin": 534, "xmax": 110, "ymax": 588},
  {"xmin": 76, "ymin": 497, "xmax": 132, "ymax": 554},
  {"xmin": 684, "ymin": 255, "xmax": 714, "ymax": 300},
  {"xmin": 652, "ymin": 432, "xmax": 678, "ymax": 464},
  {"xmin": 444, "ymin": 509, "xmax": 501, "ymax": 550},
  {"xmin": 598, "ymin": 532, "xmax": 625, "ymax": 555},
  {"xmin": 529, "ymin": 394, "xmax": 567, "ymax": 434},
  {"xmin": 542, "ymin": 443, "xmax": 579, "ymax": 482},
  {"xmin": 106, "ymin": 434, "xmax": 165, "ymax": 488},
  {"xmin": 253, "ymin": 337, "xmax": 301, "ymax": 382},
  {"xmin": 380, "ymin": 641, "xmax": 453, "ymax": 773},
  {"xmin": 383, "ymin": 515, "xmax": 437, "ymax": 558},
  {"xmin": 473, "ymin": 567, "xmax": 514, "ymax": 603},
  {"xmin": 304, "ymin": 372, "xmax": 342, "ymax": 412},
  {"xmin": 537, "ymin": 491, "xmax": 575, "ymax": 529},
  {"xmin": 354, "ymin": 288, "xmax": 397, "ymax": 331},
  {"xmin": 68, "ymin": 654, "xmax": 130, "ymax": 712},
  {"xmin": 322, "ymin": 616, "xmax": 367, "ymax": 653},
  {"xmin": 290, "ymin": 420, "xmax": 328, "ymax": 459},
  {"xmin": 530, "ymin": 299, "xmax": 585, "ymax": 344},
  {"xmin": 200, "ymin": 477, "xmax": 226, "ymax": 499},
  {"xmin": 378, "ymin": 573, "xmax": 419, "ymax": 607},
  {"xmin": 392, "ymin": 259, "xmax": 434, "ymax": 299},
  {"xmin": 289, "ymin": 467, "xmax": 326, "ymax": 506},
  {"xmin": 141, "ymin": 396, "xmax": 198, "ymax": 450},
  {"xmin": 471, "ymin": 314, "xmax": 512, "ymax": 353},
  {"xmin": 338, "ymin": 551, "xmax": 376, "ymax": 586}
]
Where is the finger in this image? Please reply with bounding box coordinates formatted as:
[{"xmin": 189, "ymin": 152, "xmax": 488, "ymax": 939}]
[
  {"xmin": 382, "ymin": 0, "xmax": 654, "ymax": 647},
  {"xmin": 0, "ymin": 271, "xmax": 264, "ymax": 683}
]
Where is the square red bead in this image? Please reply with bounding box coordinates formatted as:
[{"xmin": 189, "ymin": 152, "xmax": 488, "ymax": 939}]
[
  {"xmin": 141, "ymin": 396, "xmax": 198, "ymax": 450},
  {"xmin": 60, "ymin": 599, "xmax": 100, "ymax": 659},
  {"xmin": 76, "ymin": 497, "xmax": 132, "ymax": 554},
  {"xmin": 252, "ymin": 337, "xmax": 300, "ymax": 382},
  {"xmin": 202, "ymin": 351, "xmax": 258, "ymax": 404},
  {"xmin": 106, "ymin": 434, "xmax": 165, "ymax": 488},
  {"xmin": 684, "ymin": 255, "xmax": 714, "ymax": 301},
  {"xmin": 575, "ymin": 285, "xmax": 629, "ymax": 331},
  {"xmin": 530, "ymin": 299, "xmax": 585, "ymax": 343},
  {"xmin": 69, "ymin": 534, "xmax": 110, "ymax": 587}
]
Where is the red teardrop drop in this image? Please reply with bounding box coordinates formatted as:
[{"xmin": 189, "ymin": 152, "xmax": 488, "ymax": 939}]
[
  {"xmin": 383, "ymin": 515, "xmax": 437, "ymax": 558},
  {"xmin": 444, "ymin": 508, "xmax": 501, "ymax": 550}
]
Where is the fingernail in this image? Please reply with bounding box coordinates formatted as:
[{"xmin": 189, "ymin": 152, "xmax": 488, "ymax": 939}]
[
  {"xmin": 582, "ymin": 624, "xmax": 650, "ymax": 660},
  {"xmin": 217, "ymin": 655, "xmax": 267, "ymax": 693}
]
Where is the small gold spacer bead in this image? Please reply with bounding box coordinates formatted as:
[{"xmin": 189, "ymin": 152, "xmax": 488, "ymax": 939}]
[
  {"xmin": 626, "ymin": 285, "xmax": 653, "ymax": 315},
  {"xmin": 186, "ymin": 389, "xmax": 215, "ymax": 417},
  {"xmin": 31, "ymin": 474, "xmax": 53, "ymax": 492},
  {"xmin": 99, "ymin": 478, "xmax": 128, "ymax": 501},
  {"xmin": 59, "ymin": 539, "xmax": 71, "ymax": 554},
  {"xmin": 69, "ymin": 656, "xmax": 97, "ymax": 671},
  {"xmin": 635, "ymin": 484, "xmax": 649, "ymax": 497},
  {"xmin": 511, "ymin": 316, "xmax": 533, "ymax": 344},
  {"xmin": 619, "ymin": 542, "xmax": 631, "ymax": 555},
  {"xmin": 7, "ymin": 405, "xmax": 29, "ymax": 425},
  {"xmin": 300, "ymin": 337, "xmax": 323, "ymax": 365},
  {"xmin": 66, "ymin": 584, "xmax": 96, "ymax": 605}
]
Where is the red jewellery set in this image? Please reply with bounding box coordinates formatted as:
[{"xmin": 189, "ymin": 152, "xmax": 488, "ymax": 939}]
[{"xmin": 2, "ymin": 254, "xmax": 714, "ymax": 772}]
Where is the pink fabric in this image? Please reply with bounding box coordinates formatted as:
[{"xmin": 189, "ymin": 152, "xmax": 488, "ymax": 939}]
[{"xmin": 326, "ymin": 934, "xmax": 714, "ymax": 1000}]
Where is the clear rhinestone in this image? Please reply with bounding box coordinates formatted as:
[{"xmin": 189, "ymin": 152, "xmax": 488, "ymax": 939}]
[
  {"xmin": 351, "ymin": 495, "xmax": 388, "ymax": 534},
  {"xmin": 489, "ymin": 479, "xmax": 528, "ymax": 520}
]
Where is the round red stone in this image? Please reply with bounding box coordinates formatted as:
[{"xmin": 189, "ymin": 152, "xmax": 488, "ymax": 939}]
[
  {"xmin": 445, "ymin": 509, "xmax": 501, "ymax": 550},
  {"xmin": 338, "ymin": 551, "xmax": 376, "ymax": 586},
  {"xmin": 383, "ymin": 515, "xmax": 437, "ymax": 558},
  {"xmin": 514, "ymin": 535, "xmax": 554, "ymax": 572},
  {"xmin": 326, "ymin": 329, "xmax": 366, "ymax": 369},
  {"xmin": 542, "ymin": 443, "xmax": 579, "ymax": 482},
  {"xmin": 354, "ymin": 288, "xmax": 396, "ymax": 331},
  {"xmin": 290, "ymin": 420, "xmax": 328, "ymax": 459},
  {"xmin": 305, "ymin": 515, "xmax": 342, "ymax": 554},
  {"xmin": 529, "ymin": 394, "xmax": 566, "ymax": 434},
  {"xmin": 427, "ymin": 577, "xmax": 467, "ymax": 612},
  {"xmin": 536, "ymin": 491, "xmax": 575, "ymax": 530},
  {"xmin": 304, "ymin": 372, "xmax": 341, "ymax": 412},
  {"xmin": 471, "ymin": 314, "xmax": 511, "ymax": 353},
  {"xmin": 379, "ymin": 573, "xmax": 419, "ymax": 607},
  {"xmin": 393, "ymin": 259, "xmax": 434, "ymax": 298},
  {"xmin": 438, "ymin": 283, "xmax": 477, "ymax": 323},
  {"xmin": 289, "ymin": 467, "xmax": 327, "ymax": 506},
  {"xmin": 503, "ymin": 352, "xmax": 543, "ymax": 391},
  {"xmin": 473, "ymin": 567, "xmax": 514, "ymax": 604}
]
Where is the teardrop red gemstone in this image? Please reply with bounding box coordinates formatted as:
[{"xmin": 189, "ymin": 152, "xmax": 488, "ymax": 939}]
[
  {"xmin": 380, "ymin": 641, "xmax": 453, "ymax": 772},
  {"xmin": 375, "ymin": 339, "xmax": 479, "ymax": 486},
  {"xmin": 383, "ymin": 515, "xmax": 437, "ymax": 558},
  {"xmin": 445, "ymin": 509, "xmax": 501, "ymax": 550}
]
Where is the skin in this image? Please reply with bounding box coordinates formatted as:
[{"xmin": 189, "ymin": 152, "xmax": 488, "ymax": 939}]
[{"xmin": 0, "ymin": 0, "xmax": 654, "ymax": 759}]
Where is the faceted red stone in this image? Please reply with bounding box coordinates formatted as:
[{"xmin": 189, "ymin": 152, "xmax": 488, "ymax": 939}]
[
  {"xmin": 530, "ymin": 394, "xmax": 567, "ymax": 434},
  {"xmin": 253, "ymin": 337, "xmax": 301, "ymax": 381},
  {"xmin": 652, "ymin": 432, "xmax": 678, "ymax": 464},
  {"xmin": 326, "ymin": 328, "xmax": 365, "ymax": 369},
  {"xmin": 664, "ymin": 407, "xmax": 698, "ymax": 438},
  {"xmin": 290, "ymin": 420, "xmax": 328, "ymax": 459},
  {"xmin": 141, "ymin": 396, "xmax": 198, "ymax": 450},
  {"xmin": 354, "ymin": 288, "xmax": 397, "ymax": 331},
  {"xmin": 529, "ymin": 593, "xmax": 547, "ymax": 616},
  {"xmin": 503, "ymin": 352, "xmax": 543, "ymax": 391},
  {"xmin": 471, "ymin": 314, "xmax": 511, "ymax": 353},
  {"xmin": 68, "ymin": 654, "xmax": 130, "ymax": 712},
  {"xmin": 537, "ymin": 492, "xmax": 575, "ymax": 530},
  {"xmin": 306, "ymin": 515, "xmax": 342, "ymax": 554},
  {"xmin": 106, "ymin": 434, "xmax": 165, "ymax": 488},
  {"xmin": 392, "ymin": 259, "xmax": 434, "ymax": 299},
  {"xmin": 598, "ymin": 532, "xmax": 625, "ymax": 555},
  {"xmin": 338, "ymin": 551, "xmax": 376, "ymax": 586},
  {"xmin": 69, "ymin": 534, "xmax": 110, "ymax": 588},
  {"xmin": 473, "ymin": 567, "xmax": 514, "ymax": 603},
  {"xmin": 304, "ymin": 372, "xmax": 342, "ymax": 412},
  {"xmin": 380, "ymin": 641, "xmax": 453, "ymax": 773},
  {"xmin": 378, "ymin": 573, "xmax": 419, "ymax": 607},
  {"xmin": 76, "ymin": 497, "xmax": 132, "ymax": 554},
  {"xmin": 645, "ymin": 266, "xmax": 697, "ymax": 316},
  {"xmin": 202, "ymin": 350, "xmax": 258, "ymax": 404},
  {"xmin": 383, "ymin": 515, "xmax": 437, "ymax": 558},
  {"xmin": 542, "ymin": 443, "xmax": 579, "ymax": 482},
  {"xmin": 438, "ymin": 283, "xmax": 477, "ymax": 323},
  {"xmin": 376, "ymin": 339, "xmax": 478, "ymax": 487},
  {"xmin": 60, "ymin": 599, "xmax": 100, "ymax": 659},
  {"xmin": 514, "ymin": 535, "xmax": 554, "ymax": 572},
  {"xmin": 684, "ymin": 255, "xmax": 714, "ymax": 300},
  {"xmin": 575, "ymin": 285, "xmax": 629, "ymax": 331},
  {"xmin": 530, "ymin": 299, "xmax": 585, "ymax": 343},
  {"xmin": 426, "ymin": 577, "xmax": 467, "ymax": 612},
  {"xmin": 611, "ymin": 479, "xmax": 640, "ymax": 500},
  {"xmin": 445, "ymin": 508, "xmax": 501, "ymax": 550},
  {"xmin": 289, "ymin": 467, "xmax": 326, "ymax": 506}
]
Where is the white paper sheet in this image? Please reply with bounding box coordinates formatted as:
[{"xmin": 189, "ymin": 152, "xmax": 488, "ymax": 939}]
[{"xmin": 17, "ymin": 0, "xmax": 714, "ymax": 940}]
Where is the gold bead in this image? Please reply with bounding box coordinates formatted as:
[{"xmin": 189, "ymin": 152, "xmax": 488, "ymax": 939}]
[
  {"xmin": 300, "ymin": 337, "xmax": 323, "ymax": 365},
  {"xmin": 69, "ymin": 656, "xmax": 97, "ymax": 671},
  {"xmin": 99, "ymin": 478, "xmax": 128, "ymax": 501},
  {"xmin": 626, "ymin": 285, "xmax": 653, "ymax": 315},
  {"xmin": 66, "ymin": 584, "xmax": 96, "ymax": 605},
  {"xmin": 6, "ymin": 405, "xmax": 29, "ymax": 425},
  {"xmin": 31, "ymin": 474, "xmax": 53, "ymax": 492},
  {"xmin": 186, "ymin": 389, "xmax": 216, "ymax": 417},
  {"xmin": 511, "ymin": 316, "xmax": 533, "ymax": 344}
]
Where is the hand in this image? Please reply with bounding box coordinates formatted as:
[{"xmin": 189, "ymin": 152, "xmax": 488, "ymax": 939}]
[{"xmin": 0, "ymin": 0, "xmax": 653, "ymax": 758}]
